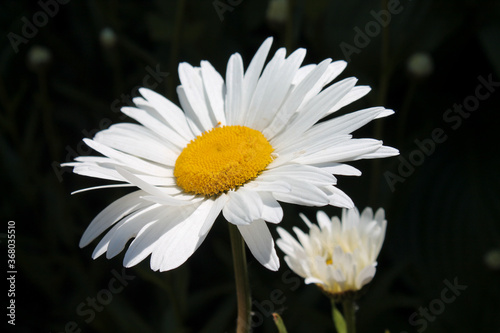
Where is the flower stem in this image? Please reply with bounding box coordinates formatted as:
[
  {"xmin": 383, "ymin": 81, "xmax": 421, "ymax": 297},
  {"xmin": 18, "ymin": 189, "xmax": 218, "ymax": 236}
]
[
  {"xmin": 331, "ymin": 299, "xmax": 347, "ymax": 333},
  {"xmin": 342, "ymin": 299, "xmax": 356, "ymax": 333},
  {"xmin": 369, "ymin": 0, "xmax": 391, "ymax": 206},
  {"xmin": 272, "ymin": 313, "xmax": 288, "ymax": 333},
  {"xmin": 229, "ymin": 223, "xmax": 251, "ymax": 333}
]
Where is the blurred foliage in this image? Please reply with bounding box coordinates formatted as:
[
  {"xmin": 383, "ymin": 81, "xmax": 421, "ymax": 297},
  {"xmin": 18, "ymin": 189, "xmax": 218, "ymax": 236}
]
[{"xmin": 1, "ymin": 0, "xmax": 500, "ymax": 332}]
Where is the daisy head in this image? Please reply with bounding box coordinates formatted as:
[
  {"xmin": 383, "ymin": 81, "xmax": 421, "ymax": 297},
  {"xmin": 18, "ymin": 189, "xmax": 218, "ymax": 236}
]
[
  {"xmin": 64, "ymin": 37, "xmax": 397, "ymax": 273},
  {"xmin": 276, "ymin": 207, "xmax": 387, "ymax": 300}
]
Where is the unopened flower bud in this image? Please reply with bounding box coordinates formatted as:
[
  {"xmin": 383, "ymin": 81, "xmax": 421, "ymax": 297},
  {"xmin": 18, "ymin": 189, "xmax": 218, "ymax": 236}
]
[
  {"xmin": 27, "ymin": 45, "xmax": 52, "ymax": 72},
  {"xmin": 407, "ymin": 52, "xmax": 433, "ymax": 79},
  {"xmin": 266, "ymin": 0, "xmax": 289, "ymax": 24},
  {"xmin": 100, "ymin": 27, "xmax": 117, "ymax": 49},
  {"xmin": 484, "ymin": 249, "xmax": 500, "ymax": 270}
]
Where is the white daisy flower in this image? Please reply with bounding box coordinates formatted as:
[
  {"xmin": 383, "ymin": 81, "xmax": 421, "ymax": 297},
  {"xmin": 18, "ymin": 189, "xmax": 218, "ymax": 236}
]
[
  {"xmin": 276, "ymin": 207, "xmax": 387, "ymax": 298},
  {"xmin": 64, "ymin": 37, "xmax": 397, "ymax": 272}
]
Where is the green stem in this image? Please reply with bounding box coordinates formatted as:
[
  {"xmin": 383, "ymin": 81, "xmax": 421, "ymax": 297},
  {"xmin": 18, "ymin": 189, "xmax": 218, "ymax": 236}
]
[
  {"xmin": 331, "ymin": 299, "xmax": 347, "ymax": 333},
  {"xmin": 343, "ymin": 299, "xmax": 356, "ymax": 333},
  {"xmin": 228, "ymin": 223, "xmax": 251, "ymax": 333},
  {"xmin": 272, "ymin": 313, "xmax": 288, "ymax": 333},
  {"xmin": 369, "ymin": 0, "xmax": 391, "ymax": 206},
  {"xmin": 397, "ymin": 79, "xmax": 417, "ymax": 143}
]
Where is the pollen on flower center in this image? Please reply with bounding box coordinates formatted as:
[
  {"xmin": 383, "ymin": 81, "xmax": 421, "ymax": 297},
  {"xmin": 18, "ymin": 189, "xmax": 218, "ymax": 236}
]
[{"xmin": 174, "ymin": 125, "xmax": 274, "ymax": 196}]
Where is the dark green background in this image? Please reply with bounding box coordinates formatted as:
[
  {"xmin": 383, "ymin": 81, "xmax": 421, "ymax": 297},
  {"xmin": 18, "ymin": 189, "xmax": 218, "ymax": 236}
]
[{"xmin": 1, "ymin": 0, "xmax": 500, "ymax": 332}]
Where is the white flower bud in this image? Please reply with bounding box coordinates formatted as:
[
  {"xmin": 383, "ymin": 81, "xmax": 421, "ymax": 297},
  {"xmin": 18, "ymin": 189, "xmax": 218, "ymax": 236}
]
[
  {"xmin": 484, "ymin": 249, "xmax": 500, "ymax": 270},
  {"xmin": 407, "ymin": 52, "xmax": 433, "ymax": 78},
  {"xmin": 100, "ymin": 27, "xmax": 117, "ymax": 48},
  {"xmin": 266, "ymin": 0, "xmax": 289, "ymax": 24},
  {"xmin": 277, "ymin": 207, "xmax": 387, "ymax": 300},
  {"xmin": 27, "ymin": 45, "xmax": 51, "ymax": 71}
]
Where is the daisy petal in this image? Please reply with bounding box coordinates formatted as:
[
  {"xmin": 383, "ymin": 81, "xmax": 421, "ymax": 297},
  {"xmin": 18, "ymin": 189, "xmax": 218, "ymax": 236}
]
[
  {"xmin": 354, "ymin": 145, "xmax": 399, "ymax": 160},
  {"xmin": 94, "ymin": 125, "xmax": 177, "ymax": 166},
  {"xmin": 199, "ymin": 194, "xmax": 229, "ymax": 236},
  {"xmin": 273, "ymin": 179, "xmax": 330, "ymax": 206},
  {"xmin": 225, "ymin": 53, "xmax": 244, "ymax": 125},
  {"xmin": 71, "ymin": 183, "xmax": 135, "ymax": 195},
  {"xmin": 79, "ymin": 190, "xmax": 149, "ymax": 247},
  {"xmin": 72, "ymin": 162, "xmax": 175, "ymax": 185},
  {"xmin": 243, "ymin": 47, "xmax": 286, "ymax": 126},
  {"xmin": 140, "ymin": 195, "xmax": 202, "ymax": 206},
  {"xmin": 313, "ymin": 163, "xmax": 362, "ymax": 176},
  {"xmin": 263, "ymin": 59, "xmax": 331, "ymax": 139},
  {"xmin": 355, "ymin": 265, "xmax": 376, "ymax": 289},
  {"xmin": 308, "ymin": 107, "xmax": 391, "ymax": 138},
  {"xmin": 294, "ymin": 139, "xmax": 382, "ymax": 164},
  {"xmin": 325, "ymin": 186, "xmax": 355, "ymax": 209},
  {"xmin": 223, "ymin": 189, "xmax": 263, "ymax": 225},
  {"xmin": 201, "ymin": 61, "xmax": 226, "ymax": 125},
  {"xmin": 292, "ymin": 64, "xmax": 315, "ymax": 85},
  {"xmin": 242, "ymin": 37, "xmax": 273, "ymax": 111},
  {"xmin": 263, "ymin": 164, "xmax": 336, "ymax": 185},
  {"xmin": 149, "ymin": 199, "xmax": 220, "ymax": 271},
  {"xmin": 238, "ymin": 219, "xmax": 279, "ymax": 271},
  {"xmin": 123, "ymin": 204, "xmax": 198, "ymax": 268},
  {"xmin": 243, "ymin": 179, "xmax": 292, "ymax": 193},
  {"xmin": 272, "ymin": 77, "xmax": 358, "ymax": 146},
  {"xmin": 246, "ymin": 47, "xmax": 306, "ymax": 130},
  {"xmin": 83, "ymin": 139, "xmax": 172, "ymax": 177},
  {"xmin": 179, "ymin": 62, "xmax": 214, "ymax": 131},
  {"xmin": 327, "ymin": 86, "xmax": 371, "ymax": 115},
  {"xmin": 115, "ymin": 167, "xmax": 187, "ymax": 205},
  {"xmin": 99, "ymin": 204, "xmax": 164, "ymax": 259},
  {"xmin": 276, "ymin": 227, "xmax": 303, "ymax": 255},
  {"xmin": 299, "ymin": 60, "xmax": 347, "ymax": 108},
  {"xmin": 304, "ymin": 277, "xmax": 325, "ymax": 285},
  {"xmin": 138, "ymin": 88, "xmax": 194, "ymax": 141},
  {"xmin": 259, "ymin": 192, "xmax": 284, "ymax": 224},
  {"xmin": 121, "ymin": 107, "xmax": 187, "ymax": 149}
]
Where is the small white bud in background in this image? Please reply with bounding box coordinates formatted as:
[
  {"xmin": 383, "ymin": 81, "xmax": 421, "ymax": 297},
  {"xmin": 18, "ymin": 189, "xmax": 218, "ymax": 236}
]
[
  {"xmin": 407, "ymin": 52, "xmax": 433, "ymax": 79},
  {"xmin": 27, "ymin": 45, "xmax": 52, "ymax": 72},
  {"xmin": 484, "ymin": 249, "xmax": 500, "ymax": 270},
  {"xmin": 99, "ymin": 27, "xmax": 117, "ymax": 49},
  {"xmin": 266, "ymin": 0, "xmax": 289, "ymax": 25}
]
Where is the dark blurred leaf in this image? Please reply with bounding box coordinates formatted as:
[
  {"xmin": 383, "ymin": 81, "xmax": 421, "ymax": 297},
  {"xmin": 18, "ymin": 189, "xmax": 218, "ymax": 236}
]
[{"xmin": 478, "ymin": 24, "xmax": 500, "ymax": 79}]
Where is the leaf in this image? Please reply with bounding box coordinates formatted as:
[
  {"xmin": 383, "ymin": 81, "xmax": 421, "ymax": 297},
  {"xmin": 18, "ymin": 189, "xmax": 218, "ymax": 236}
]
[
  {"xmin": 272, "ymin": 313, "xmax": 288, "ymax": 333},
  {"xmin": 332, "ymin": 301, "xmax": 347, "ymax": 333}
]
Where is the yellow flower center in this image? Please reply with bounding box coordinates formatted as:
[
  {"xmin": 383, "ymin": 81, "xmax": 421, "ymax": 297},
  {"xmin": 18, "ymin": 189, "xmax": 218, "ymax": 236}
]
[
  {"xmin": 326, "ymin": 258, "xmax": 333, "ymax": 265},
  {"xmin": 174, "ymin": 125, "xmax": 274, "ymax": 196}
]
